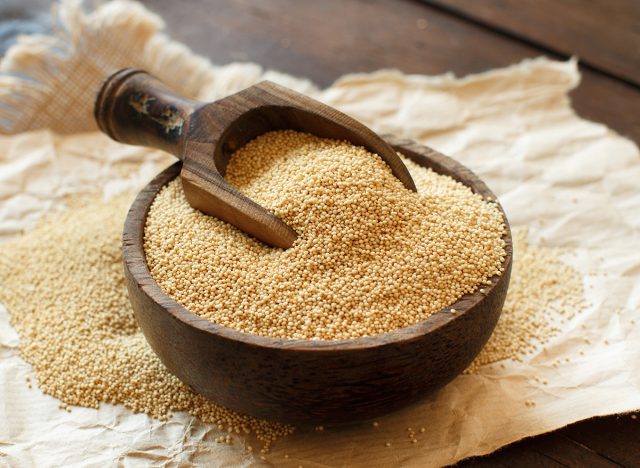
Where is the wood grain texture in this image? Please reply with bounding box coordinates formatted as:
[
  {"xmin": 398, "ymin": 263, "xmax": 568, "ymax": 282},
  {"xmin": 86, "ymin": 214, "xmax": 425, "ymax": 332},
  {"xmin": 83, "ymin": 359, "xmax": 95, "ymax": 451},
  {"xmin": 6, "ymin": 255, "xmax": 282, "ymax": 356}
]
[
  {"xmin": 426, "ymin": 0, "xmax": 640, "ymax": 86},
  {"xmin": 559, "ymin": 415, "xmax": 640, "ymax": 467},
  {"xmin": 456, "ymin": 432, "xmax": 625, "ymax": 467},
  {"xmin": 96, "ymin": 68, "xmax": 416, "ymax": 248},
  {"xmin": 141, "ymin": 0, "xmax": 540, "ymax": 84},
  {"xmin": 122, "ymin": 137, "xmax": 513, "ymax": 425},
  {"xmin": 139, "ymin": 0, "xmax": 640, "ymax": 143}
]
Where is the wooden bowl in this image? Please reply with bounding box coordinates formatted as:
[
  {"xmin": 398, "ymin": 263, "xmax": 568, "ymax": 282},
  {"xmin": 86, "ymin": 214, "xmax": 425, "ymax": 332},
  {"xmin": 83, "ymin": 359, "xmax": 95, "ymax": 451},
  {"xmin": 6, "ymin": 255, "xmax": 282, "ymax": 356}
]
[{"xmin": 123, "ymin": 135, "xmax": 513, "ymax": 425}]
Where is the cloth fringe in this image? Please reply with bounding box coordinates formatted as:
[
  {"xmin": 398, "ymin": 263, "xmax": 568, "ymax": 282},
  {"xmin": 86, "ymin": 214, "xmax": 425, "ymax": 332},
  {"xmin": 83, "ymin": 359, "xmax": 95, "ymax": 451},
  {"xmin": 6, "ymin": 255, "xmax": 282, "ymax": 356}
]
[{"xmin": 0, "ymin": 0, "xmax": 224, "ymax": 134}]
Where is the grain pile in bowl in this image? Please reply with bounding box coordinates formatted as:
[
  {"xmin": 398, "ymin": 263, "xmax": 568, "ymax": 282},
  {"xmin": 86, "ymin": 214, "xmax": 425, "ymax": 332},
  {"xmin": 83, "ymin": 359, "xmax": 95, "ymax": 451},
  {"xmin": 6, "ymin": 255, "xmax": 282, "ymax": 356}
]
[{"xmin": 144, "ymin": 130, "xmax": 507, "ymax": 340}]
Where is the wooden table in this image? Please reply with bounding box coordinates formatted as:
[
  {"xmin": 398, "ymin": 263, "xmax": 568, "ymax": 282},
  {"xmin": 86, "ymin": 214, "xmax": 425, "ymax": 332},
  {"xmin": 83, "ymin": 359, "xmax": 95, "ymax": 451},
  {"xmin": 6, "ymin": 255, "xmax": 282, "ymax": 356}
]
[
  {"xmin": 138, "ymin": 1, "xmax": 640, "ymax": 465},
  {"xmin": 139, "ymin": 0, "xmax": 639, "ymax": 144}
]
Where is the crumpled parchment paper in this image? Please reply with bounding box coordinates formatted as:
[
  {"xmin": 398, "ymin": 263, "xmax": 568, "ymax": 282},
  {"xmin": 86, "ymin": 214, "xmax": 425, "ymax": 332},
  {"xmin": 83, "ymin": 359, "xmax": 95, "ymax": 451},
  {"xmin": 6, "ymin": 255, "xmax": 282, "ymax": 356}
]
[{"xmin": 1, "ymin": 1, "xmax": 639, "ymax": 467}]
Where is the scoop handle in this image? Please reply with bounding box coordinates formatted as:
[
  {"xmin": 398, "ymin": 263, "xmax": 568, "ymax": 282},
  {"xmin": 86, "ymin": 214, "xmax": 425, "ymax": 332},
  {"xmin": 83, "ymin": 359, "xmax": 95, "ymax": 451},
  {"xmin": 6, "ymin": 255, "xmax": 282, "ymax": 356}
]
[{"xmin": 94, "ymin": 69, "xmax": 201, "ymax": 159}]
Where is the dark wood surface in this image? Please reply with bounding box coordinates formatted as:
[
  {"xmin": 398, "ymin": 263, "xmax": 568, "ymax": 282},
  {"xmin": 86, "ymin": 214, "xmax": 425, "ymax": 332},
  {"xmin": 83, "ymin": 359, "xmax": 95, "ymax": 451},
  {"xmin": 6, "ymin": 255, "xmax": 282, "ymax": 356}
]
[
  {"xmin": 428, "ymin": 0, "xmax": 640, "ymax": 86},
  {"xmin": 139, "ymin": 0, "xmax": 640, "ymax": 143},
  {"xmin": 96, "ymin": 68, "xmax": 416, "ymax": 248},
  {"xmin": 124, "ymin": 137, "xmax": 512, "ymax": 425},
  {"xmin": 135, "ymin": 0, "xmax": 640, "ymax": 464}
]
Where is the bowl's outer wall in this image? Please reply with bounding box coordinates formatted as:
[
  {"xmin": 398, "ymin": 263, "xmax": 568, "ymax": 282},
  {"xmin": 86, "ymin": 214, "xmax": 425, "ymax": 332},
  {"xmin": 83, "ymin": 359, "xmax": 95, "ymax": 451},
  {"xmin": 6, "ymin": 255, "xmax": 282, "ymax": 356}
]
[{"xmin": 124, "ymin": 137, "xmax": 512, "ymax": 425}]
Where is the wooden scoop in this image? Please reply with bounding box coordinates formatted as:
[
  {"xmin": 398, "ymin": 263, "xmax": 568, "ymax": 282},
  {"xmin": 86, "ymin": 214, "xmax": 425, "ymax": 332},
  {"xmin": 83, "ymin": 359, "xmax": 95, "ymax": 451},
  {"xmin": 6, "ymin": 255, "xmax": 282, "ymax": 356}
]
[{"xmin": 94, "ymin": 68, "xmax": 417, "ymax": 248}]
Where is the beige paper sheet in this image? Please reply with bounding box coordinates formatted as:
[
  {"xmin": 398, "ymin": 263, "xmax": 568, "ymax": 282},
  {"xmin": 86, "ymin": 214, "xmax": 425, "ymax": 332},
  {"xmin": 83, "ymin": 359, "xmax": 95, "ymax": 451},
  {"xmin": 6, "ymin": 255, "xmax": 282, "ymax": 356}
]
[{"xmin": 1, "ymin": 1, "xmax": 639, "ymax": 467}]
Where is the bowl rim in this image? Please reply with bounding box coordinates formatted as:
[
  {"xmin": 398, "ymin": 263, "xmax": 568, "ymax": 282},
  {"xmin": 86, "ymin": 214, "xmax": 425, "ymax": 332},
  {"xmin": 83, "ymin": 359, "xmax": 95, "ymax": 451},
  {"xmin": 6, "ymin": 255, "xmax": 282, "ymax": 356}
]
[{"xmin": 123, "ymin": 135, "xmax": 513, "ymax": 352}]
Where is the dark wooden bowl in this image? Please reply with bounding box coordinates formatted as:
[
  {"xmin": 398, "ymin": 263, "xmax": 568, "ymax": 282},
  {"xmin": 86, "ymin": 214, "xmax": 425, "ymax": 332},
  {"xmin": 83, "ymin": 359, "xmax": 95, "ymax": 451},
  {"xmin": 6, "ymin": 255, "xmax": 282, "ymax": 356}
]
[{"xmin": 123, "ymin": 135, "xmax": 512, "ymax": 425}]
